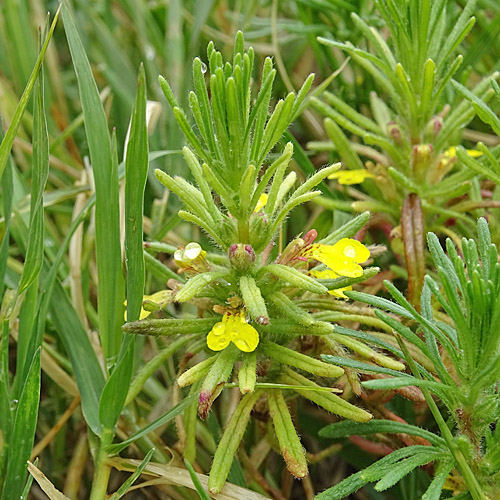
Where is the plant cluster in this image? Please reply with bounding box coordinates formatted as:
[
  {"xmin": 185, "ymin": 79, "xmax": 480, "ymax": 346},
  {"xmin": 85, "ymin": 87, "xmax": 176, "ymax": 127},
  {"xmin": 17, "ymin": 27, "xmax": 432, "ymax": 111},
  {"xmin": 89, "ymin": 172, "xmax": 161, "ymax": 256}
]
[
  {"xmin": 125, "ymin": 32, "xmax": 388, "ymax": 493},
  {"xmin": 3, "ymin": 1, "xmax": 500, "ymax": 499}
]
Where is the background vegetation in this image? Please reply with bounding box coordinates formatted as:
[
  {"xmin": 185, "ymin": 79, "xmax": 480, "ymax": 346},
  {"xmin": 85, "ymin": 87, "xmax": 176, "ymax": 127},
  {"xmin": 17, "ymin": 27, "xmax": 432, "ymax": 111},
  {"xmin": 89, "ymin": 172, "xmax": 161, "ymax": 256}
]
[{"xmin": 2, "ymin": 0, "xmax": 500, "ymax": 499}]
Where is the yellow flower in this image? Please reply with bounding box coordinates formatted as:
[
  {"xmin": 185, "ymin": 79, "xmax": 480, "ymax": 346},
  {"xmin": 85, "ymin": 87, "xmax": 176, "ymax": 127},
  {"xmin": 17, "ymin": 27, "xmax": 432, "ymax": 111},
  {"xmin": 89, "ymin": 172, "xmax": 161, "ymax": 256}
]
[
  {"xmin": 254, "ymin": 193, "xmax": 268, "ymax": 212},
  {"xmin": 444, "ymin": 146, "xmax": 482, "ymax": 159},
  {"xmin": 124, "ymin": 290, "xmax": 171, "ymax": 320},
  {"xmin": 174, "ymin": 242, "xmax": 209, "ymax": 273},
  {"xmin": 304, "ymin": 238, "xmax": 370, "ymax": 278},
  {"xmin": 310, "ymin": 269, "xmax": 352, "ymax": 298},
  {"xmin": 174, "ymin": 242, "xmax": 206, "ymax": 266},
  {"xmin": 207, "ymin": 311, "xmax": 259, "ymax": 352},
  {"xmin": 328, "ymin": 169, "xmax": 374, "ymax": 185}
]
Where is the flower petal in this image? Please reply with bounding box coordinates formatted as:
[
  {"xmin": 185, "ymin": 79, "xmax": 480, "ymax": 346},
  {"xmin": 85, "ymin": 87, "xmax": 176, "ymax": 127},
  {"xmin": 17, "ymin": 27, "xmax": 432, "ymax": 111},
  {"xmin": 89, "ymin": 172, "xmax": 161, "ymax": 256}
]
[
  {"xmin": 328, "ymin": 169, "xmax": 374, "ymax": 185},
  {"xmin": 207, "ymin": 321, "xmax": 231, "ymax": 351},
  {"xmin": 332, "ymin": 258, "xmax": 364, "ymax": 278},
  {"xmin": 332, "ymin": 238, "xmax": 370, "ymax": 263},
  {"xmin": 254, "ymin": 193, "xmax": 268, "ymax": 212},
  {"xmin": 232, "ymin": 323, "xmax": 260, "ymax": 352}
]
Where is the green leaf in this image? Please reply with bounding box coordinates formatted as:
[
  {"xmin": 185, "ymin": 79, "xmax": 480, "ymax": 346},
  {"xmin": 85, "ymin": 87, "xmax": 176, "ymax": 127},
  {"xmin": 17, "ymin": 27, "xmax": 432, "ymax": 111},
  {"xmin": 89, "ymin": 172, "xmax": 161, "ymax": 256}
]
[
  {"xmin": 268, "ymin": 390, "xmax": 308, "ymax": 478},
  {"xmin": 239, "ymin": 276, "xmax": 268, "ymax": 324},
  {"xmin": 106, "ymin": 393, "xmax": 197, "ymax": 455},
  {"xmin": 422, "ymin": 461, "xmax": 455, "ymax": 500},
  {"xmin": 0, "ymin": 139, "xmax": 13, "ymax": 304},
  {"xmin": 50, "ymin": 281, "xmax": 105, "ymax": 436},
  {"xmin": 125, "ymin": 64, "xmax": 148, "ymax": 322},
  {"xmin": 2, "ymin": 349, "xmax": 40, "ymax": 500},
  {"xmin": 321, "ymin": 355, "xmax": 405, "ymax": 377},
  {"xmin": 208, "ymin": 391, "xmax": 262, "ymax": 494},
  {"xmin": 374, "ymin": 453, "xmax": 438, "ymax": 491},
  {"xmin": 319, "ymin": 419, "xmax": 445, "ymax": 447},
  {"xmin": 62, "ymin": 0, "xmax": 124, "ymax": 360},
  {"xmin": 238, "ymin": 352, "xmax": 257, "ymax": 394},
  {"xmin": 17, "ymin": 58, "xmax": 49, "ymax": 295},
  {"xmin": 317, "ymin": 267, "xmax": 379, "ymax": 290},
  {"xmin": 13, "ymin": 57, "xmax": 50, "ymax": 399},
  {"xmin": 122, "ymin": 317, "xmax": 218, "ymax": 336},
  {"xmin": 316, "ymin": 447, "xmax": 432, "ymax": 500},
  {"xmin": 320, "ymin": 211, "xmax": 370, "ymax": 245},
  {"xmin": 282, "ymin": 368, "xmax": 372, "ymax": 422},
  {"xmin": 99, "ymin": 341, "xmax": 134, "ymax": 431},
  {"xmin": 99, "ymin": 65, "xmax": 150, "ymax": 432},
  {"xmin": 175, "ymin": 272, "xmax": 232, "ymax": 302},
  {"xmin": 184, "ymin": 458, "xmax": 211, "ymax": 500},
  {"xmin": 108, "ymin": 449, "xmax": 154, "ymax": 500},
  {"xmin": 0, "ymin": 7, "xmax": 60, "ymax": 182},
  {"xmin": 452, "ymin": 79, "xmax": 500, "ymax": 136},
  {"xmin": 345, "ymin": 290, "xmax": 413, "ymax": 318},
  {"xmin": 361, "ymin": 377, "xmax": 449, "ymax": 395},
  {"xmin": 315, "ymin": 472, "xmax": 367, "ymax": 500},
  {"xmin": 262, "ymin": 339, "xmax": 344, "ymax": 378},
  {"xmin": 456, "ymin": 146, "xmax": 500, "ymax": 186},
  {"xmin": 260, "ymin": 264, "xmax": 328, "ymax": 294}
]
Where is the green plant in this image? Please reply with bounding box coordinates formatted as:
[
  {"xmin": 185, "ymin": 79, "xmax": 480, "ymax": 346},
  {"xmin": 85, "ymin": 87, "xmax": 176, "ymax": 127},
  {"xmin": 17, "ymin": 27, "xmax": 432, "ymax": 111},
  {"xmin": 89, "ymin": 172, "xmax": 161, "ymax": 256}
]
[
  {"xmin": 309, "ymin": 0, "xmax": 500, "ymax": 308},
  {"xmin": 318, "ymin": 217, "xmax": 500, "ymax": 500},
  {"xmin": 122, "ymin": 31, "xmax": 402, "ymax": 494}
]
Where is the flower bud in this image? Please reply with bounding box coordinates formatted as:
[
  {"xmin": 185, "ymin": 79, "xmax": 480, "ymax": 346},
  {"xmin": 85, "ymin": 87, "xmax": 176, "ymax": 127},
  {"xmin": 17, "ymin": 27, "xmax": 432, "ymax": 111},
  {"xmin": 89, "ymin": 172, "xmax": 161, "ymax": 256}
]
[
  {"xmin": 412, "ymin": 144, "xmax": 434, "ymax": 184},
  {"xmin": 229, "ymin": 243, "xmax": 255, "ymax": 270},
  {"xmin": 423, "ymin": 116, "xmax": 443, "ymax": 142},
  {"xmin": 387, "ymin": 121, "xmax": 402, "ymax": 145}
]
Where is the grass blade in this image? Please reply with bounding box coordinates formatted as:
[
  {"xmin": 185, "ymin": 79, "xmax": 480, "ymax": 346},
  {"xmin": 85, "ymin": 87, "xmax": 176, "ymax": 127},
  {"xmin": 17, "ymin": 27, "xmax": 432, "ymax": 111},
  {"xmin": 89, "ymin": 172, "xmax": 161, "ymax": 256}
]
[
  {"xmin": 184, "ymin": 458, "xmax": 211, "ymax": 500},
  {"xmin": 0, "ymin": 6, "xmax": 60, "ymax": 182},
  {"xmin": 108, "ymin": 449, "xmax": 154, "ymax": 500},
  {"xmin": 106, "ymin": 393, "xmax": 197, "ymax": 454},
  {"xmin": 62, "ymin": 0, "xmax": 124, "ymax": 361},
  {"xmin": 50, "ymin": 281, "xmax": 105, "ymax": 436},
  {"xmin": 125, "ymin": 64, "xmax": 148, "ymax": 322},
  {"xmin": 13, "ymin": 53, "xmax": 50, "ymax": 399},
  {"xmin": 2, "ymin": 349, "xmax": 41, "ymax": 500}
]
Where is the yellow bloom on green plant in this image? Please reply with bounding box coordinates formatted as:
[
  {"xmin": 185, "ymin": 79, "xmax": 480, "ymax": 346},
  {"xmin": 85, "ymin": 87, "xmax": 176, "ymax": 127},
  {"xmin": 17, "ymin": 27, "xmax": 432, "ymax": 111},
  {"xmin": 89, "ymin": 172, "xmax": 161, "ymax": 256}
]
[
  {"xmin": 174, "ymin": 242, "xmax": 206, "ymax": 267},
  {"xmin": 254, "ymin": 193, "xmax": 268, "ymax": 212},
  {"xmin": 310, "ymin": 269, "xmax": 352, "ymax": 298},
  {"xmin": 304, "ymin": 238, "xmax": 370, "ymax": 278},
  {"xmin": 444, "ymin": 146, "xmax": 482, "ymax": 159},
  {"xmin": 207, "ymin": 311, "xmax": 259, "ymax": 352},
  {"xmin": 174, "ymin": 242, "xmax": 209, "ymax": 273},
  {"xmin": 328, "ymin": 169, "xmax": 374, "ymax": 185},
  {"xmin": 124, "ymin": 290, "xmax": 171, "ymax": 320}
]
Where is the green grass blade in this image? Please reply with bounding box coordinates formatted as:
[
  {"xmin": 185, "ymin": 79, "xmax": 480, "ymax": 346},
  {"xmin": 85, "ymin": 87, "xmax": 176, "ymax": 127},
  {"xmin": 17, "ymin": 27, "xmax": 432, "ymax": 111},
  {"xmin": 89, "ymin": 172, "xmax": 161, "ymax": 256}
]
[
  {"xmin": 17, "ymin": 50, "xmax": 49, "ymax": 295},
  {"xmin": 0, "ymin": 321, "xmax": 12, "ymax": 488},
  {"xmin": 99, "ymin": 65, "xmax": 149, "ymax": 431},
  {"xmin": 1, "ymin": 349, "xmax": 41, "ymax": 500},
  {"xmin": 2, "ymin": 0, "xmax": 37, "ymax": 89},
  {"xmin": 98, "ymin": 340, "xmax": 134, "ymax": 431},
  {"xmin": 108, "ymin": 449, "xmax": 154, "ymax": 500},
  {"xmin": 12, "ymin": 58, "xmax": 50, "ymax": 399},
  {"xmin": 0, "ymin": 125, "xmax": 13, "ymax": 303},
  {"xmin": 184, "ymin": 458, "xmax": 211, "ymax": 500},
  {"xmin": 50, "ymin": 281, "xmax": 105, "ymax": 436},
  {"xmin": 0, "ymin": 6, "xmax": 60, "ymax": 182},
  {"xmin": 105, "ymin": 393, "xmax": 197, "ymax": 454},
  {"xmin": 125, "ymin": 64, "xmax": 148, "ymax": 322},
  {"xmin": 62, "ymin": 0, "xmax": 124, "ymax": 361}
]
